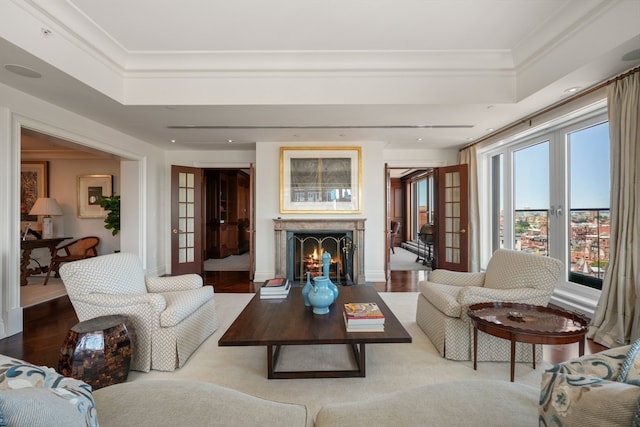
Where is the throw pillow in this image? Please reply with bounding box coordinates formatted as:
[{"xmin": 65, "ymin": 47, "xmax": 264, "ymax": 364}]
[
  {"xmin": 619, "ymin": 338, "xmax": 640, "ymax": 385},
  {"xmin": 539, "ymin": 371, "xmax": 640, "ymax": 427},
  {"xmin": 0, "ymin": 355, "xmax": 97, "ymax": 427},
  {"xmin": 0, "ymin": 388, "xmax": 93, "ymax": 427}
]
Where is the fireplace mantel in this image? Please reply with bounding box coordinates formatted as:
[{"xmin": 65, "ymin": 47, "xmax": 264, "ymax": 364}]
[{"xmin": 273, "ymin": 218, "xmax": 366, "ymax": 284}]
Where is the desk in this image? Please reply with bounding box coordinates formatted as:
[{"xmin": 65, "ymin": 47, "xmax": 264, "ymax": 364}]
[{"xmin": 20, "ymin": 237, "xmax": 71, "ymax": 286}]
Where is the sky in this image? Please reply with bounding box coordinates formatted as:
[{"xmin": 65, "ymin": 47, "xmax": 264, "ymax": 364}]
[{"xmin": 513, "ymin": 121, "xmax": 610, "ymax": 210}]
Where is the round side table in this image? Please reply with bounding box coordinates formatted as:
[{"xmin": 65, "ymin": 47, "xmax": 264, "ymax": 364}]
[{"xmin": 58, "ymin": 314, "xmax": 134, "ymax": 390}]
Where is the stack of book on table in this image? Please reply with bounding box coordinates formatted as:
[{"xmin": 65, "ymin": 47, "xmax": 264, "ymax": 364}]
[
  {"xmin": 260, "ymin": 278, "xmax": 291, "ymax": 299},
  {"xmin": 343, "ymin": 302, "xmax": 385, "ymax": 332}
]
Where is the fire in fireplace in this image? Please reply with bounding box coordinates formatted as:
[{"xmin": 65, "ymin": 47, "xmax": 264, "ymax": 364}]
[{"xmin": 287, "ymin": 231, "xmax": 355, "ymax": 285}]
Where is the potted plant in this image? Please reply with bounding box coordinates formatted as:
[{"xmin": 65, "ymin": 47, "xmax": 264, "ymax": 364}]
[{"xmin": 99, "ymin": 195, "xmax": 120, "ymax": 236}]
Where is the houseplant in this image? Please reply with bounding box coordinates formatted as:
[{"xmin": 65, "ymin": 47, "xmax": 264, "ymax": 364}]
[{"xmin": 99, "ymin": 195, "xmax": 120, "ymax": 236}]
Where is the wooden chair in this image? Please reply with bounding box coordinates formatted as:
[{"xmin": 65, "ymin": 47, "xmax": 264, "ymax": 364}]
[
  {"xmin": 389, "ymin": 221, "xmax": 400, "ymax": 254},
  {"xmin": 44, "ymin": 236, "xmax": 100, "ymax": 285}
]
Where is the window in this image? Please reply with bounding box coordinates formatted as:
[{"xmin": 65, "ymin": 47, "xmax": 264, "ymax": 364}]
[
  {"xmin": 409, "ymin": 173, "xmax": 434, "ymax": 241},
  {"xmin": 483, "ymin": 103, "xmax": 609, "ymax": 291}
]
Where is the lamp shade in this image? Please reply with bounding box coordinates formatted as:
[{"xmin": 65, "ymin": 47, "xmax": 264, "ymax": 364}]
[{"xmin": 29, "ymin": 197, "xmax": 63, "ymax": 216}]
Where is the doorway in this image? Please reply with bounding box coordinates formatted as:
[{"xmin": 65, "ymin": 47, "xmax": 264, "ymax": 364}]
[
  {"xmin": 386, "ymin": 167, "xmax": 434, "ymax": 272},
  {"xmin": 203, "ymin": 169, "xmax": 251, "ymax": 272}
]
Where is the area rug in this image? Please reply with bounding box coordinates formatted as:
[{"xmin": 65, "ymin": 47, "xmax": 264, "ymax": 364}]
[
  {"xmin": 390, "ymin": 246, "xmax": 430, "ymax": 271},
  {"xmin": 128, "ymin": 292, "xmax": 548, "ymax": 417},
  {"xmin": 204, "ymin": 253, "xmax": 250, "ymax": 271},
  {"xmin": 20, "ymin": 277, "xmax": 67, "ymax": 307}
]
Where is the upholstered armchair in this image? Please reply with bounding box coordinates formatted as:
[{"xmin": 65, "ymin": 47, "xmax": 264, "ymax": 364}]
[
  {"xmin": 416, "ymin": 249, "xmax": 562, "ymax": 362},
  {"xmin": 59, "ymin": 252, "xmax": 218, "ymax": 372}
]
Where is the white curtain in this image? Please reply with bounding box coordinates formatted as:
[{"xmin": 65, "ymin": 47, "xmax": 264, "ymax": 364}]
[
  {"xmin": 459, "ymin": 145, "xmax": 480, "ymax": 272},
  {"xmin": 588, "ymin": 71, "xmax": 640, "ymax": 347}
]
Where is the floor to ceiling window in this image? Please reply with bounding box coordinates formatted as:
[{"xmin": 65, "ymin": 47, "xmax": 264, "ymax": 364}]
[
  {"xmin": 480, "ymin": 100, "xmax": 609, "ymax": 311},
  {"xmin": 409, "ymin": 172, "xmax": 434, "ymax": 241}
]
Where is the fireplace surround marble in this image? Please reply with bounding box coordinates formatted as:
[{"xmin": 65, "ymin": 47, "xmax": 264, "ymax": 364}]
[{"xmin": 274, "ymin": 218, "xmax": 366, "ymax": 285}]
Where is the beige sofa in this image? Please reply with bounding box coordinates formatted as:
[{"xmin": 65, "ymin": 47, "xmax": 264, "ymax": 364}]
[
  {"xmin": 3, "ymin": 344, "xmax": 639, "ymax": 426},
  {"xmin": 316, "ymin": 344, "xmax": 640, "ymax": 427},
  {"xmin": 0, "ymin": 354, "xmax": 312, "ymax": 427}
]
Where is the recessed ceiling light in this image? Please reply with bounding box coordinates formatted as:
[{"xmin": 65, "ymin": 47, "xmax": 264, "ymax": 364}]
[
  {"xmin": 486, "ymin": 128, "xmax": 495, "ymax": 132},
  {"xmin": 4, "ymin": 64, "xmax": 42, "ymax": 78},
  {"xmin": 466, "ymin": 137, "xmax": 475, "ymax": 141},
  {"xmin": 564, "ymin": 87, "xmax": 581, "ymax": 94},
  {"xmin": 170, "ymin": 139, "xmax": 176, "ymax": 143},
  {"xmin": 227, "ymin": 139, "xmax": 233, "ymax": 143},
  {"xmin": 416, "ymin": 138, "xmax": 423, "ymax": 141},
  {"xmin": 622, "ymin": 48, "xmax": 640, "ymax": 61}
]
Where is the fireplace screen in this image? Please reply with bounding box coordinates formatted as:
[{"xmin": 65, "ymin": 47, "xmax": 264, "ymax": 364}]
[{"xmin": 287, "ymin": 232, "xmax": 355, "ymax": 285}]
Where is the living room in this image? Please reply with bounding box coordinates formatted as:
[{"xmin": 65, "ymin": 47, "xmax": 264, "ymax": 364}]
[{"xmin": 1, "ymin": 1, "xmax": 640, "ymax": 425}]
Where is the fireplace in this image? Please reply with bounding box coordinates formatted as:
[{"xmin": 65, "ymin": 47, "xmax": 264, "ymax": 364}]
[
  {"xmin": 274, "ymin": 218, "xmax": 366, "ymax": 285},
  {"xmin": 288, "ymin": 231, "xmax": 355, "ymax": 285}
]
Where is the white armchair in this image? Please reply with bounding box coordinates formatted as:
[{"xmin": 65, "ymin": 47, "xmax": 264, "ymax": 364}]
[
  {"xmin": 416, "ymin": 249, "xmax": 562, "ymax": 362},
  {"xmin": 59, "ymin": 252, "xmax": 218, "ymax": 372}
]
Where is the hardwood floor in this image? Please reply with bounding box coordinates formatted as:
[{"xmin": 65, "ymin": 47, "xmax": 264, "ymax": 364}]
[{"xmin": 0, "ymin": 270, "xmax": 605, "ymax": 370}]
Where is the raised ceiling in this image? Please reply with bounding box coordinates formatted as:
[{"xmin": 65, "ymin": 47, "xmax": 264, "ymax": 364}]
[{"xmin": 1, "ymin": 0, "xmax": 639, "ymax": 151}]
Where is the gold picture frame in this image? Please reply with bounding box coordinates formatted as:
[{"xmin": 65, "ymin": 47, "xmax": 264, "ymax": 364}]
[
  {"xmin": 280, "ymin": 146, "xmax": 362, "ymax": 213},
  {"xmin": 78, "ymin": 174, "xmax": 112, "ymax": 218}
]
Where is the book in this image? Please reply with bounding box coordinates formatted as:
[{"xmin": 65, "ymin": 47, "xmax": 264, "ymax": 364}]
[
  {"xmin": 343, "ymin": 303, "xmax": 385, "ymax": 325},
  {"xmin": 343, "ymin": 316, "xmax": 385, "ymax": 332},
  {"xmin": 263, "ymin": 278, "xmax": 287, "ymax": 288},
  {"xmin": 260, "ymin": 278, "xmax": 291, "ymax": 295},
  {"xmin": 260, "ymin": 290, "xmax": 290, "ymax": 299},
  {"xmin": 260, "ymin": 278, "xmax": 291, "ymax": 299}
]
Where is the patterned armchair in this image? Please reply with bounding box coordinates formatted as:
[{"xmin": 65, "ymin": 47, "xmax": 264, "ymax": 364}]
[
  {"xmin": 59, "ymin": 252, "xmax": 218, "ymax": 372},
  {"xmin": 416, "ymin": 249, "xmax": 562, "ymax": 361}
]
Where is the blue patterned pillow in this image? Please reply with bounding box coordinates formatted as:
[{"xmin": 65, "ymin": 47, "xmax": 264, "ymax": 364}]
[
  {"xmin": 0, "ymin": 356, "xmax": 97, "ymax": 427},
  {"xmin": 539, "ymin": 371, "xmax": 640, "ymax": 426},
  {"xmin": 619, "ymin": 339, "xmax": 640, "ymax": 386}
]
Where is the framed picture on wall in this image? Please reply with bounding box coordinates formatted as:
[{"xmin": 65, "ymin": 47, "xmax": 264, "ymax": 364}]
[
  {"xmin": 280, "ymin": 146, "xmax": 362, "ymax": 213},
  {"xmin": 78, "ymin": 174, "xmax": 112, "ymax": 218},
  {"xmin": 20, "ymin": 161, "xmax": 48, "ymax": 222}
]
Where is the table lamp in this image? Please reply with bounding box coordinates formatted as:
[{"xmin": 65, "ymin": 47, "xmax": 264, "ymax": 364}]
[{"xmin": 29, "ymin": 197, "xmax": 63, "ymax": 239}]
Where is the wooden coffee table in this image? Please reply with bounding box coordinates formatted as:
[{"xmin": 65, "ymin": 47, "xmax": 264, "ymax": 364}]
[
  {"xmin": 467, "ymin": 302, "xmax": 589, "ymax": 382},
  {"xmin": 218, "ymin": 285, "xmax": 412, "ymax": 379}
]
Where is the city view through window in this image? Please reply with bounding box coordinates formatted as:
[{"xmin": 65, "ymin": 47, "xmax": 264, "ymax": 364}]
[{"xmin": 500, "ymin": 121, "xmax": 610, "ymax": 289}]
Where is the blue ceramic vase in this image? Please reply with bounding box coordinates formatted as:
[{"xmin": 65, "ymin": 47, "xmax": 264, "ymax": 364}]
[
  {"xmin": 302, "ymin": 272, "xmax": 312, "ymax": 306},
  {"xmin": 309, "ymin": 276, "xmax": 334, "ymax": 315},
  {"xmin": 321, "ymin": 252, "xmax": 339, "ymax": 300}
]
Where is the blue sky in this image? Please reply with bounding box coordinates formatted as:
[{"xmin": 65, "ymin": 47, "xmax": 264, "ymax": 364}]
[{"xmin": 513, "ymin": 122, "xmax": 610, "ymax": 210}]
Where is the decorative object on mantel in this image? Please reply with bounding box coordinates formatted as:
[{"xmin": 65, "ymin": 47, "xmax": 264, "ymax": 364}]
[{"xmin": 308, "ymin": 275, "xmax": 335, "ymax": 315}]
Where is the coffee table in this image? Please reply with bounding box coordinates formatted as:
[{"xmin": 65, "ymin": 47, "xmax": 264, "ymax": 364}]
[
  {"xmin": 467, "ymin": 302, "xmax": 589, "ymax": 381},
  {"xmin": 218, "ymin": 285, "xmax": 412, "ymax": 379}
]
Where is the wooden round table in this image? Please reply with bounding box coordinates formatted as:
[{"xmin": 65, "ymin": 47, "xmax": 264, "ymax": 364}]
[
  {"xmin": 58, "ymin": 315, "xmax": 134, "ymax": 390},
  {"xmin": 467, "ymin": 302, "xmax": 588, "ymax": 382}
]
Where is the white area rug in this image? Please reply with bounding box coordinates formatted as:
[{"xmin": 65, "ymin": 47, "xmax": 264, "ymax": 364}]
[
  {"xmin": 204, "ymin": 253, "xmax": 250, "ymax": 271},
  {"xmin": 129, "ymin": 292, "xmax": 547, "ymax": 417},
  {"xmin": 390, "ymin": 247, "xmax": 429, "ymax": 271},
  {"xmin": 21, "ymin": 277, "xmax": 67, "ymax": 307}
]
